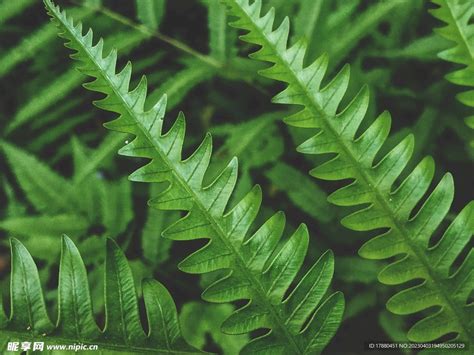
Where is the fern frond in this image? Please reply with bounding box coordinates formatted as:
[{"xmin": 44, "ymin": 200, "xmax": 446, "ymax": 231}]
[
  {"xmin": 208, "ymin": 112, "xmax": 284, "ymax": 205},
  {"xmin": 0, "ymin": 236, "xmax": 200, "ymax": 354},
  {"xmin": 210, "ymin": 112, "xmax": 283, "ymax": 170},
  {"xmin": 292, "ymin": 0, "xmax": 323, "ymax": 45},
  {"xmin": 28, "ymin": 112, "xmax": 92, "ymax": 153},
  {"xmin": 0, "ymin": 7, "xmax": 93, "ymax": 79},
  {"xmin": 320, "ymin": 0, "xmax": 407, "ymax": 71},
  {"xmin": 0, "ymin": 214, "xmax": 89, "ymax": 240},
  {"xmin": 7, "ymin": 68, "xmax": 83, "ymax": 134},
  {"xmin": 205, "ymin": 0, "xmax": 236, "ymax": 61},
  {"xmin": 292, "ymin": 0, "xmax": 409, "ymax": 72},
  {"xmin": 430, "ymin": 0, "xmax": 474, "ymax": 142},
  {"xmin": 224, "ymin": 0, "xmax": 474, "ymax": 346},
  {"xmin": 2, "ymin": 142, "xmax": 82, "ymax": 215},
  {"xmin": 72, "ymin": 132, "xmax": 126, "ymax": 184},
  {"xmin": 44, "ymin": 1, "xmax": 345, "ymax": 353},
  {"xmin": 1, "ymin": 141, "xmax": 132, "ymax": 241},
  {"xmin": 7, "ymin": 30, "xmax": 147, "ymax": 134}
]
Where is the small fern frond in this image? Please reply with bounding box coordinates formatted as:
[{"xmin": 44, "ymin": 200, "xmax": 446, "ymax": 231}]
[
  {"xmin": 2, "ymin": 142, "xmax": 82, "ymax": 215},
  {"xmin": 0, "ymin": 236, "xmax": 200, "ymax": 354},
  {"xmin": 224, "ymin": 0, "xmax": 474, "ymax": 346},
  {"xmin": 430, "ymin": 0, "xmax": 474, "ymax": 101},
  {"xmin": 45, "ymin": 1, "xmax": 345, "ymax": 353},
  {"xmin": 1, "ymin": 141, "xmax": 133, "ymax": 243},
  {"xmin": 72, "ymin": 132, "xmax": 126, "ymax": 184},
  {"xmin": 430, "ymin": 0, "xmax": 474, "ymax": 142}
]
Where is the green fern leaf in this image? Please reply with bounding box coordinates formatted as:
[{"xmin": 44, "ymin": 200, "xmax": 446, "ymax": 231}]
[
  {"xmin": 292, "ymin": 0, "xmax": 408, "ymax": 71},
  {"xmin": 292, "ymin": 0, "xmax": 323, "ymax": 46},
  {"xmin": 210, "ymin": 112, "xmax": 284, "ymax": 172},
  {"xmin": 135, "ymin": 0, "xmax": 166, "ymax": 30},
  {"xmin": 1, "ymin": 141, "xmax": 132, "ymax": 242},
  {"xmin": 7, "ymin": 30, "xmax": 147, "ymax": 134},
  {"xmin": 430, "ymin": 0, "xmax": 474, "ymax": 143},
  {"xmin": 204, "ymin": 0, "xmax": 236, "ymax": 61},
  {"xmin": 44, "ymin": 1, "xmax": 345, "ymax": 353},
  {"xmin": 7, "ymin": 67, "xmax": 84, "ymax": 134},
  {"xmin": 374, "ymin": 33, "xmax": 450, "ymax": 61},
  {"xmin": 29, "ymin": 97, "xmax": 82, "ymax": 131},
  {"xmin": 0, "ymin": 236, "xmax": 200, "ymax": 354},
  {"xmin": 335, "ymin": 256, "xmax": 380, "ymax": 285},
  {"xmin": 0, "ymin": 214, "xmax": 89, "ymax": 240},
  {"xmin": 28, "ymin": 112, "xmax": 92, "ymax": 154},
  {"xmin": 1, "ymin": 142, "xmax": 82, "ymax": 215},
  {"xmin": 72, "ymin": 133, "xmax": 126, "ymax": 184},
  {"xmin": 224, "ymin": 0, "xmax": 474, "ymax": 346},
  {"xmin": 2, "ymin": 179, "xmax": 26, "ymax": 218},
  {"xmin": 208, "ymin": 112, "xmax": 284, "ymax": 203},
  {"xmin": 319, "ymin": 0, "xmax": 407, "ymax": 71},
  {"xmin": 100, "ymin": 178, "xmax": 134, "ymax": 237}
]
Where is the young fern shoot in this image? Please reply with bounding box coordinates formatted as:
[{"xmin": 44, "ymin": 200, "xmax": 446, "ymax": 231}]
[
  {"xmin": 44, "ymin": 1, "xmax": 345, "ymax": 354},
  {"xmin": 223, "ymin": 0, "xmax": 474, "ymax": 347}
]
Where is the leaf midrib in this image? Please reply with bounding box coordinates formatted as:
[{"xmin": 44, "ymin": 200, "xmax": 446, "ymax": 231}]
[
  {"xmin": 58, "ymin": 10, "xmax": 304, "ymax": 353},
  {"xmin": 18, "ymin": 248, "xmax": 36, "ymax": 330},
  {"xmin": 134, "ymin": 74, "xmax": 304, "ymax": 355},
  {"xmin": 444, "ymin": 0, "xmax": 474, "ymax": 62},
  {"xmin": 67, "ymin": 248, "xmax": 82, "ymax": 340},
  {"xmin": 233, "ymin": 0, "xmax": 472, "ymax": 344}
]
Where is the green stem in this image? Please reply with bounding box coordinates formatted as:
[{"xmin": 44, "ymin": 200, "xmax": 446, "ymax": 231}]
[{"xmin": 76, "ymin": 1, "xmax": 223, "ymax": 68}]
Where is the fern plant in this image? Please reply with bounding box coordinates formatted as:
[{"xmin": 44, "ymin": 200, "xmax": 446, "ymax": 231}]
[
  {"xmin": 44, "ymin": 1, "xmax": 345, "ymax": 354},
  {"xmin": 430, "ymin": 0, "xmax": 474, "ymax": 145},
  {"xmin": 223, "ymin": 0, "xmax": 474, "ymax": 347},
  {"xmin": 1, "ymin": 140, "xmax": 132, "ymax": 246},
  {"xmin": 0, "ymin": 235, "xmax": 199, "ymax": 354}
]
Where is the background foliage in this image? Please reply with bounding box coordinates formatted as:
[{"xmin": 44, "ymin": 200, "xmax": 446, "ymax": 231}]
[{"xmin": 0, "ymin": 0, "xmax": 472, "ymax": 354}]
